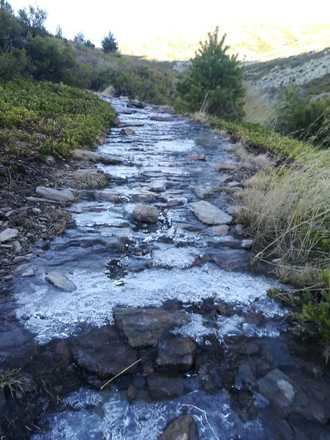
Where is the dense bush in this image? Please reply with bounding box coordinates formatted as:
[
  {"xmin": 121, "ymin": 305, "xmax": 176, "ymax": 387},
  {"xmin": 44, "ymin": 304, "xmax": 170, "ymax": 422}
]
[
  {"xmin": 275, "ymin": 85, "xmax": 330, "ymax": 148},
  {"xmin": 176, "ymin": 28, "xmax": 245, "ymax": 119},
  {"xmin": 102, "ymin": 32, "xmax": 118, "ymax": 53},
  {"xmin": 0, "ymin": 80, "xmax": 115, "ymax": 158}
]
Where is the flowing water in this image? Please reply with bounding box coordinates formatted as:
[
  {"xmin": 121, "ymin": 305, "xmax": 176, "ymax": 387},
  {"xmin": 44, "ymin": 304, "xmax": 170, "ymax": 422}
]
[{"xmin": 5, "ymin": 98, "xmax": 330, "ymax": 439}]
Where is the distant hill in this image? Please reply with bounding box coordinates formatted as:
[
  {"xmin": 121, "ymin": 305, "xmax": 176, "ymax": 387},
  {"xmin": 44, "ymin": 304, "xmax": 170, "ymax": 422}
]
[{"xmin": 243, "ymin": 48, "xmax": 330, "ymax": 124}]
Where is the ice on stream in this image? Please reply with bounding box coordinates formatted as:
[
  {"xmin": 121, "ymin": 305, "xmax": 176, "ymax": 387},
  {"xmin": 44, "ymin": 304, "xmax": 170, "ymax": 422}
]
[
  {"xmin": 15, "ymin": 263, "xmax": 283, "ymax": 344},
  {"xmin": 33, "ymin": 388, "xmax": 266, "ymax": 440}
]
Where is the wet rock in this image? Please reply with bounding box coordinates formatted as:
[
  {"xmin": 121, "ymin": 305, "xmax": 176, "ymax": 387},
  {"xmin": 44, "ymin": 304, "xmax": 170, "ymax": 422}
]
[
  {"xmin": 160, "ymin": 415, "xmax": 199, "ymax": 440},
  {"xmin": 132, "ymin": 203, "xmax": 159, "ymax": 224},
  {"xmin": 239, "ymin": 341, "xmax": 260, "ymax": 356},
  {"xmin": 149, "ymin": 180, "xmax": 167, "ymax": 193},
  {"xmin": 72, "ymin": 149, "xmax": 123, "ymax": 165},
  {"xmin": 120, "ymin": 127, "xmax": 135, "ymax": 136},
  {"xmin": 70, "ymin": 169, "xmax": 108, "ymax": 189},
  {"xmin": 208, "ymin": 225, "xmax": 229, "ymax": 236},
  {"xmin": 71, "ymin": 327, "xmax": 138, "ymax": 379},
  {"xmin": 157, "ymin": 335, "xmax": 196, "ymax": 372},
  {"xmin": 127, "ymin": 384, "xmax": 137, "ymax": 402},
  {"xmin": 209, "ymin": 249, "xmax": 251, "ymax": 271},
  {"xmin": 191, "ymin": 201, "xmax": 232, "ymax": 225},
  {"xmin": 147, "ymin": 374, "xmax": 184, "ymax": 400},
  {"xmin": 0, "ymin": 228, "xmax": 18, "ymax": 243},
  {"xmin": 46, "ymin": 271, "xmax": 77, "ymax": 292},
  {"xmin": 198, "ymin": 363, "xmax": 223, "ymax": 393},
  {"xmin": 150, "ymin": 115, "xmax": 174, "ymax": 122},
  {"xmin": 236, "ymin": 362, "xmax": 256, "ymax": 389},
  {"xmin": 193, "ymin": 185, "xmax": 217, "ymax": 199},
  {"xmin": 128, "ymin": 99, "xmax": 144, "ymax": 109},
  {"xmin": 114, "ymin": 307, "xmax": 190, "ymax": 348},
  {"xmin": 215, "ymin": 161, "xmax": 237, "ymax": 172},
  {"xmin": 241, "ymin": 239, "xmax": 253, "ymax": 249},
  {"xmin": 258, "ymin": 369, "xmax": 295, "ymax": 414},
  {"xmin": 36, "ymin": 186, "xmax": 76, "ymax": 203},
  {"xmin": 190, "ymin": 153, "xmax": 207, "ymax": 161}
]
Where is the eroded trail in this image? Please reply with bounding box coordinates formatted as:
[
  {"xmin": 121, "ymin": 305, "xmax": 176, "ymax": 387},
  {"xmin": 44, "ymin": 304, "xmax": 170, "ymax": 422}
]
[{"xmin": 3, "ymin": 99, "xmax": 330, "ymax": 439}]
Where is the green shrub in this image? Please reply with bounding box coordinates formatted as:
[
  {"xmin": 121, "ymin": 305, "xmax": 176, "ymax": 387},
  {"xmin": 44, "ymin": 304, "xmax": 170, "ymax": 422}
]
[
  {"xmin": 176, "ymin": 28, "xmax": 245, "ymax": 119},
  {"xmin": 0, "ymin": 80, "xmax": 115, "ymax": 158},
  {"xmin": 275, "ymin": 85, "xmax": 330, "ymax": 148}
]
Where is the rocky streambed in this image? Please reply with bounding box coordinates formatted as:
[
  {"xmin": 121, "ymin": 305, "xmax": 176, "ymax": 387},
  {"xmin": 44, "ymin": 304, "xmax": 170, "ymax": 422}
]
[{"xmin": 1, "ymin": 98, "xmax": 330, "ymax": 439}]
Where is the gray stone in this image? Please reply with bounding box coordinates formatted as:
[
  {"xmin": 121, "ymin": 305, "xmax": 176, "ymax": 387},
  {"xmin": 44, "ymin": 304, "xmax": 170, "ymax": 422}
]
[
  {"xmin": 157, "ymin": 335, "xmax": 196, "ymax": 372},
  {"xmin": 0, "ymin": 228, "xmax": 18, "ymax": 243},
  {"xmin": 149, "ymin": 180, "xmax": 167, "ymax": 193},
  {"xmin": 120, "ymin": 128, "xmax": 135, "ymax": 136},
  {"xmin": 150, "ymin": 115, "xmax": 174, "ymax": 122},
  {"xmin": 191, "ymin": 201, "xmax": 232, "ymax": 225},
  {"xmin": 132, "ymin": 204, "xmax": 159, "ymax": 224},
  {"xmin": 70, "ymin": 169, "xmax": 108, "ymax": 189},
  {"xmin": 72, "ymin": 149, "xmax": 123, "ymax": 165},
  {"xmin": 71, "ymin": 327, "xmax": 138, "ymax": 379},
  {"xmin": 114, "ymin": 307, "xmax": 190, "ymax": 348},
  {"xmin": 147, "ymin": 374, "xmax": 184, "ymax": 400},
  {"xmin": 36, "ymin": 186, "xmax": 76, "ymax": 203},
  {"xmin": 210, "ymin": 249, "xmax": 251, "ymax": 271},
  {"xmin": 46, "ymin": 271, "xmax": 77, "ymax": 292},
  {"xmin": 208, "ymin": 225, "xmax": 230, "ymax": 236},
  {"xmin": 160, "ymin": 415, "xmax": 199, "ymax": 440},
  {"xmin": 215, "ymin": 161, "xmax": 237, "ymax": 172},
  {"xmin": 258, "ymin": 369, "xmax": 295, "ymax": 413}
]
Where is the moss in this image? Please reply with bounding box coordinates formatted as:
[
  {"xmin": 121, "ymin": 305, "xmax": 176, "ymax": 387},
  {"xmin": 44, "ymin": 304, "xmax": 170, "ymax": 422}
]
[{"xmin": 0, "ymin": 79, "xmax": 115, "ymax": 159}]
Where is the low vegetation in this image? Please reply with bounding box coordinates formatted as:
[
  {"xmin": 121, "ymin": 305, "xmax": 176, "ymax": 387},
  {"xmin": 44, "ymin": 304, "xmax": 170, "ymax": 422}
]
[
  {"xmin": 274, "ymin": 86, "xmax": 330, "ymax": 149},
  {"xmin": 0, "ymin": 80, "xmax": 115, "ymax": 159}
]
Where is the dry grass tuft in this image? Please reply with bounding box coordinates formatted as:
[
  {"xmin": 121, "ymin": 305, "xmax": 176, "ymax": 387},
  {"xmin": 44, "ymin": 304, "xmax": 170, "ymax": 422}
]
[{"xmin": 239, "ymin": 150, "xmax": 330, "ymax": 285}]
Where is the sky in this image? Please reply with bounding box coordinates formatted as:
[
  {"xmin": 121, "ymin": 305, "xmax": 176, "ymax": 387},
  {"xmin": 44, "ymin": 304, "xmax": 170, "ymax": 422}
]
[{"xmin": 9, "ymin": 0, "xmax": 330, "ymax": 60}]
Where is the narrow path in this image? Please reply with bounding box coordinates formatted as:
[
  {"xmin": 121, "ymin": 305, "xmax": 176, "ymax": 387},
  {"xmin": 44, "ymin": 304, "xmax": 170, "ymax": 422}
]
[{"xmin": 3, "ymin": 99, "xmax": 330, "ymax": 439}]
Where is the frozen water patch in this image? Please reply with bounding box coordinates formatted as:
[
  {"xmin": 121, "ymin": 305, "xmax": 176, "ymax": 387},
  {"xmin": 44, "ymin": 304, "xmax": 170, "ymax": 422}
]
[
  {"xmin": 16, "ymin": 264, "xmax": 283, "ymax": 343},
  {"xmin": 155, "ymin": 138, "xmax": 196, "ymax": 153},
  {"xmin": 174, "ymin": 313, "xmax": 216, "ymax": 342},
  {"xmin": 33, "ymin": 388, "xmax": 265, "ymax": 440},
  {"xmin": 152, "ymin": 245, "xmax": 200, "ymax": 269},
  {"xmin": 217, "ymin": 314, "xmax": 282, "ymax": 340}
]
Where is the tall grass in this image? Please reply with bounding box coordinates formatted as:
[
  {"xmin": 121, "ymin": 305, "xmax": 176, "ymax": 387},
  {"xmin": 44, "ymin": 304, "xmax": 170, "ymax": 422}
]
[{"xmin": 239, "ymin": 151, "xmax": 330, "ymax": 286}]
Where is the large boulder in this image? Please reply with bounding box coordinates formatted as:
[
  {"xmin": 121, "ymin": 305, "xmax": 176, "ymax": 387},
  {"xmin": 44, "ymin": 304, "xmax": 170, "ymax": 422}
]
[
  {"xmin": 70, "ymin": 169, "xmax": 108, "ymax": 189},
  {"xmin": 160, "ymin": 415, "xmax": 199, "ymax": 440},
  {"xmin": 157, "ymin": 335, "xmax": 196, "ymax": 372},
  {"xmin": 0, "ymin": 228, "xmax": 18, "ymax": 243},
  {"xmin": 71, "ymin": 327, "xmax": 138, "ymax": 379},
  {"xmin": 147, "ymin": 374, "xmax": 184, "ymax": 400},
  {"xmin": 191, "ymin": 201, "xmax": 232, "ymax": 225},
  {"xmin": 36, "ymin": 186, "xmax": 76, "ymax": 203},
  {"xmin": 46, "ymin": 271, "xmax": 77, "ymax": 292},
  {"xmin": 132, "ymin": 204, "xmax": 159, "ymax": 224},
  {"xmin": 114, "ymin": 307, "xmax": 190, "ymax": 348},
  {"xmin": 258, "ymin": 369, "xmax": 295, "ymax": 414},
  {"xmin": 72, "ymin": 149, "xmax": 123, "ymax": 165}
]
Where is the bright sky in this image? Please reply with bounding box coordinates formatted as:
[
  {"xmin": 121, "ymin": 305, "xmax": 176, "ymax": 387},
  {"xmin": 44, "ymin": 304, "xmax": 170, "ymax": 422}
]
[{"xmin": 10, "ymin": 0, "xmax": 330, "ymax": 60}]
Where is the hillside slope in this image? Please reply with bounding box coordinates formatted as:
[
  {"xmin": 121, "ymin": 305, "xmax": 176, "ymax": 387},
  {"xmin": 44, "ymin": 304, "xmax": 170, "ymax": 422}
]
[{"xmin": 244, "ymin": 48, "xmax": 330, "ymax": 123}]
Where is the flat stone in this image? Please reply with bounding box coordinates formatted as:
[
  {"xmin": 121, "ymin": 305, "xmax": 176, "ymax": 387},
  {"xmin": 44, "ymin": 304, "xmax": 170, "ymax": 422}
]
[
  {"xmin": 46, "ymin": 271, "xmax": 77, "ymax": 292},
  {"xmin": 0, "ymin": 228, "xmax": 18, "ymax": 243},
  {"xmin": 157, "ymin": 335, "xmax": 196, "ymax": 372},
  {"xmin": 215, "ymin": 161, "xmax": 237, "ymax": 172},
  {"xmin": 72, "ymin": 149, "xmax": 123, "ymax": 165},
  {"xmin": 191, "ymin": 201, "xmax": 232, "ymax": 225},
  {"xmin": 36, "ymin": 187, "xmax": 76, "ymax": 203},
  {"xmin": 258, "ymin": 369, "xmax": 295, "ymax": 413},
  {"xmin": 208, "ymin": 225, "xmax": 229, "ymax": 236},
  {"xmin": 150, "ymin": 115, "xmax": 174, "ymax": 122},
  {"xmin": 70, "ymin": 169, "xmax": 108, "ymax": 189},
  {"xmin": 114, "ymin": 307, "xmax": 190, "ymax": 348},
  {"xmin": 209, "ymin": 249, "xmax": 251, "ymax": 271},
  {"xmin": 147, "ymin": 374, "xmax": 184, "ymax": 400},
  {"xmin": 160, "ymin": 415, "xmax": 199, "ymax": 440},
  {"xmin": 149, "ymin": 180, "xmax": 167, "ymax": 193},
  {"xmin": 132, "ymin": 204, "xmax": 159, "ymax": 224},
  {"xmin": 71, "ymin": 327, "xmax": 138, "ymax": 379}
]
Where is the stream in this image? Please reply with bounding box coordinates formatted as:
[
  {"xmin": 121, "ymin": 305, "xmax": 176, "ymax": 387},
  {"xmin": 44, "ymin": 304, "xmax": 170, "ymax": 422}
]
[{"xmin": 2, "ymin": 98, "xmax": 330, "ymax": 439}]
